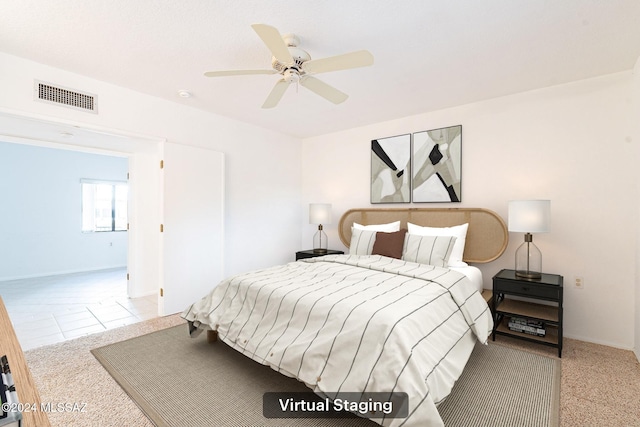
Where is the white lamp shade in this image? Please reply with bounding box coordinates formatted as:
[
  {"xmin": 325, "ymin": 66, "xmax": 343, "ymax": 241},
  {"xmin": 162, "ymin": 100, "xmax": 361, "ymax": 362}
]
[
  {"xmin": 508, "ymin": 200, "xmax": 550, "ymax": 233},
  {"xmin": 309, "ymin": 203, "xmax": 332, "ymax": 225}
]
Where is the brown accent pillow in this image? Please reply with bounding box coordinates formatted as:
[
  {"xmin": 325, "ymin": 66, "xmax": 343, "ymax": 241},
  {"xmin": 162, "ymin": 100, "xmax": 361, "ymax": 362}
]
[{"xmin": 372, "ymin": 229, "xmax": 407, "ymax": 259}]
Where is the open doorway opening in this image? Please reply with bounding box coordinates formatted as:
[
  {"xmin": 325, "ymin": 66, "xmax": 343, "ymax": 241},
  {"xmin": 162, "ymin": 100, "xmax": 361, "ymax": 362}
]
[
  {"xmin": 0, "ymin": 141, "xmax": 157, "ymax": 349},
  {"xmin": 0, "ymin": 112, "xmax": 163, "ymax": 349}
]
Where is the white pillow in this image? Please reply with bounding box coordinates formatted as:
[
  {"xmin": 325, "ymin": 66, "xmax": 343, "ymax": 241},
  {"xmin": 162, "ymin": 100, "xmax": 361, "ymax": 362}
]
[
  {"xmin": 349, "ymin": 228, "xmax": 377, "ymax": 255},
  {"xmin": 407, "ymin": 223, "xmax": 469, "ymax": 267},
  {"xmin": 402, "ymin": 235, "xmax": 457, "ymax": 268},
  {"xmin": 353, "ymin": 221, "xmax": 401, "ymax": 232}
]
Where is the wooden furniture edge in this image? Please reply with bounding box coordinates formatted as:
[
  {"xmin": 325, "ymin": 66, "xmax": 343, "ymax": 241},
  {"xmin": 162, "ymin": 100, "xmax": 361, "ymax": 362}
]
[
  {"xmin": 481, "ymin": 289, "xmax": 493, "ymax": 311},
  {"xmin": 0, "ymin": 297, "xmax": 51, "ymax": 427},
  {"xmin": 481, "ymin": 289, "xmax": 493, "ymax": 304},
  {"xmin": 338, "ymin": 207, "xmax": 508, "ymax": 263}
]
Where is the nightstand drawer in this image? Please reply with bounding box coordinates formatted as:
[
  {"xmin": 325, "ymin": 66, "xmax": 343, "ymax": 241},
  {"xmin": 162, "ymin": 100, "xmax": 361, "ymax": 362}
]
[{"xmin": 494, "ymin": 279, "xmax": 560, "ymax": 300}]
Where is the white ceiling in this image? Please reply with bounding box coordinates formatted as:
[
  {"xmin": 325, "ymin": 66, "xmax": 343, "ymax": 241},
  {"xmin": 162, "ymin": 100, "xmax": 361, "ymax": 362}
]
[{"xmin": 1, "ymin": 0, "xmax": 640, "ymax": 139}]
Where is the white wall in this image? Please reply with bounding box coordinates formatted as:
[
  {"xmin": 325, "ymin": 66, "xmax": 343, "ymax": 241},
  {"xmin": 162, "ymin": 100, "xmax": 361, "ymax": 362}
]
[
  {"xmin": 0, "ymin": 142, "xmax": 128, "ymax": 280},
  {"xmin": 633, "ymin": 57, "xmax": 640, "ymax": 361},
  {"xmin": 302, "ymin": 71, "xmax": 636, "ymax": 350},
  {"xmin": 0, "ymin": 52, "xmax": 302, "ymax": 286}
]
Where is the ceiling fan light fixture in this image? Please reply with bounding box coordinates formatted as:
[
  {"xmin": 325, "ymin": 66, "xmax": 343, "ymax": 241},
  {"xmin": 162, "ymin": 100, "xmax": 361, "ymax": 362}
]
[
  {"xmin": 283, "ymin": 69, "xmax": 300, "ymax": 84},
  {"xmin": 204, "ymin": 23, "xmax": 374, "ymax": 108}
]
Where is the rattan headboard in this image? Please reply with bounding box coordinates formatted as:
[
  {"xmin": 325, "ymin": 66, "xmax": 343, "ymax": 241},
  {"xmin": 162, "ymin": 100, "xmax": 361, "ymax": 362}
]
[{"xmin": 339, "ymin": 207, "xmax": 508, "ymax": 263}]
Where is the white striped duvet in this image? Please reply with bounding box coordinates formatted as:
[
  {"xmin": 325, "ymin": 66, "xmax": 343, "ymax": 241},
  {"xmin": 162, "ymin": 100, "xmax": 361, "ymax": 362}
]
[{"xmin": 182, "ymin": 255, "xmax": 493, "ymax": 427}]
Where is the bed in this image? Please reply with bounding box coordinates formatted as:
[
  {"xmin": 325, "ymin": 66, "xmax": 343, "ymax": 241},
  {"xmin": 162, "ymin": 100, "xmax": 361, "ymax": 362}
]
[{"xmin": 182, "ymin": 207, "xmax": 507, "ymax": 426}]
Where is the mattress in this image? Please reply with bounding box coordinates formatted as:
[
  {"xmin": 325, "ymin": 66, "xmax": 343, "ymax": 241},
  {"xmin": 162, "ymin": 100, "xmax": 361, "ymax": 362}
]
[{"xmin": 450, "ymin": 265, "xmax": 484, "ymax": 293}]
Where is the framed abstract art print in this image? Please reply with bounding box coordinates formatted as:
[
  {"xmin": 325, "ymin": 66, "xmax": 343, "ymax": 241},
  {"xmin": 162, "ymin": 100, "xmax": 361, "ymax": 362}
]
[
  {"xmin": 412, "ymin": 125, "xmax": 462, "ymax": 202},
  {"xmin": 371, "ymin": 134, "xmax": 411, "ymax": 203}
]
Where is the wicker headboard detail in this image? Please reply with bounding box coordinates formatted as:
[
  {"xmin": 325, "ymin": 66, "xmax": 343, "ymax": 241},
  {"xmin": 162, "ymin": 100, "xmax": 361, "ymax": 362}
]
[{"xmin": 339, "ymin": 207, "xmax": 508, "ymax": 263}]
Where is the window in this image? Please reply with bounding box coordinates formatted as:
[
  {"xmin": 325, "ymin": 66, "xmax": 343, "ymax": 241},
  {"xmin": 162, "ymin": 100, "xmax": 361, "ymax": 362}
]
[{"xmin": 81, "ymin": 180, "xmax": 128, "ymax": 232}]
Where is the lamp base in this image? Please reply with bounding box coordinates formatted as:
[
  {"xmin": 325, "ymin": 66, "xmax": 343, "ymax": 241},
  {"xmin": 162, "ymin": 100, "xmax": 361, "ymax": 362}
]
[
  {"xmin": 515, "ymin": 270, "xmax": 542, "ymax": 280},
  {"xmin": 313, "ymin": 226, "xmax": 328, "ymax": 253},
  {"xmin": 514, "ymin": 236, "xmax": 542, "ymax": 281}
]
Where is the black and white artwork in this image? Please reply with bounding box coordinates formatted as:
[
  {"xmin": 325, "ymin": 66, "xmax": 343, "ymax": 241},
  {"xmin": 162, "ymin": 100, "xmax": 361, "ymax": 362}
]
[
  {"xmin": 371, "ymin": 134, "xmax": 411, "ymax": 203},
  {"xmin": 412, "ymin": 125, "xmax": 462, "ymax": 203}
]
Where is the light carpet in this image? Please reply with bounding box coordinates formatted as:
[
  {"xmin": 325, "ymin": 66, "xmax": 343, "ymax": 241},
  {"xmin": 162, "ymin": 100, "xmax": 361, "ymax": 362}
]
[{"xmin": 91, "ymin": 324, "xmax": 560, "ymax": 427}]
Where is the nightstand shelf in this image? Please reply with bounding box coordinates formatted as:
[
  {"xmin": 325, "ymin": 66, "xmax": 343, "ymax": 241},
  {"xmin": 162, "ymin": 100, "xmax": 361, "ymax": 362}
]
[
  {"xmin": 492, "ymin": 269, "xmax": 563, "ymax": 357},
  {"xmin": 497, "ymin": 299, "xmax": 559, "ymax": 323},
  {"xmin": 495, "ymin": 319, "xmax": 559, "ymax": 345}
]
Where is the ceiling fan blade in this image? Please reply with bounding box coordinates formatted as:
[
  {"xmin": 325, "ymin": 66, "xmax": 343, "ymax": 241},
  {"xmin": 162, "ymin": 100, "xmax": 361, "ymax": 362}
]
[
  {"xmin": 300, "ymin": 76, "xmax": 348, "ymax": 104},
  {"xmin": 251, "ymin": 24, "xmax": 294, "ymax": 65},
  {"xmin": 204, "ymin": 69, "xmax": 277, "ymax": 77},
  {"xmin": 262, "ymin": 79, "xmax": 290, "ymax": 109},
  {"xmin": 302, "ymin": 50, "xmax": 374, "ymax": 74}
]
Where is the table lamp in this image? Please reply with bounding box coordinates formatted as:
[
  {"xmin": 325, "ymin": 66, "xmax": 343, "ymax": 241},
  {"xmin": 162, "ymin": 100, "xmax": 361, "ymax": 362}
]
[
  {"xmin": 309, "ymin": 203, "xmax": 331, "ymax": 253},
  {"xmin": 508, "ymin": 200, "xmax": 550, "ymax": 279}
]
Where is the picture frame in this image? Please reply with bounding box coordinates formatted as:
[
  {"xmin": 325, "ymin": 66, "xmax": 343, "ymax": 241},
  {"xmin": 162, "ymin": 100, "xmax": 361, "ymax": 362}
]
[
  {"xmin": 370, "ymin": 134, "xmax": 411, "ymax": 203},
  {"xmin": 412, "ymin": 125, "xmax": 462, "ymax": 203}
]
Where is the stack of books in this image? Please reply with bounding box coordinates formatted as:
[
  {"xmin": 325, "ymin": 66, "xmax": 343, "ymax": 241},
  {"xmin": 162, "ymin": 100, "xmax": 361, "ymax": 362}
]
[{"xmin": 507, "ymin": 316, "xmax": 546, "ymax": 337}]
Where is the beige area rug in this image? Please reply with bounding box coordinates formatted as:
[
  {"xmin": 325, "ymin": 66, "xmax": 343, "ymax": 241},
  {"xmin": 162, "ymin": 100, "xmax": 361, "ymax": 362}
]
[
  {"xmin": 88, "ymin": 323, "xmax": 560, "ymax": 427},
  {"xmin": 438, "ymin": 342, "xmax": 560, "ymax": 427},
  {"xmin": 24, "ymin": 315, "xmax": 185, "ymax": 427}
]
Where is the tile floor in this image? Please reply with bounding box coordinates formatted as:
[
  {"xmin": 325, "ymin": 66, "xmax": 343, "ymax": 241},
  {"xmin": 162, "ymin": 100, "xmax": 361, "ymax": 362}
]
[{"xmin": 0, "ymin": 268, "xmax": 158, "ymax": 351}]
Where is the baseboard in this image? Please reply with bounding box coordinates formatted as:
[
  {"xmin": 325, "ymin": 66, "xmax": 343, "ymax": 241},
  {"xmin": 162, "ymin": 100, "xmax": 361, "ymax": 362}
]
[
  {"xmin": 0, "ymin": 265, "xmax": 127, "ymax": 282},
  {"xmin": 563, "ymin": 332, "xmax": 634, "ymax": 352}
]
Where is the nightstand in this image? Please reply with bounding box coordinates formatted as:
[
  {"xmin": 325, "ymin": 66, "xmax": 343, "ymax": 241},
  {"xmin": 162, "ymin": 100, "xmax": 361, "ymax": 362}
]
[
  {"xmin": 295, "ymin": 249, "xmax": 344, "ymax": 260},
  {"xmin": 492, "ymin": 269, "xmax": 563, "ymax": 357}
]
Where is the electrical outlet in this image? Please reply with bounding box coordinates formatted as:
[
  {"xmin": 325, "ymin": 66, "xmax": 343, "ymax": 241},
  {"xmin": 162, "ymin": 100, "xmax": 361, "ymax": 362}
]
[{"xmin": 574, "ymin": 276, "xmax": 584, "ymax": 289}]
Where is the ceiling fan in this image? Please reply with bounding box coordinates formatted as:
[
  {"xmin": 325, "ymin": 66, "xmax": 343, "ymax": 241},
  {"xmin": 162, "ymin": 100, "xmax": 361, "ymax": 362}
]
[{"xmin": 204, "ymin": 24, "xmax": 374, "ymax": 108}]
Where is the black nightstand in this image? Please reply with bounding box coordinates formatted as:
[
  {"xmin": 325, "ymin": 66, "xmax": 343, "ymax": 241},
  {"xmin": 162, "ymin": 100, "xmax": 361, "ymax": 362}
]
[
  {"xmin": 295, "ymin": 249, "xmax": 344, "ymax": 261},
  {"xmin": 492, "ymin": 269, "xmax": 564, "ymax": 357}
]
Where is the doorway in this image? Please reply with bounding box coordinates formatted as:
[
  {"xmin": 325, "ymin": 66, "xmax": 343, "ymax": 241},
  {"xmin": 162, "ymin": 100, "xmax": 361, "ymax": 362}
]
[
  {"xmin": 0, "ymin": 112, "xmax": 165, "ymax": 348},
  {"xmin": 0, "ymin": 111, "xmax": 163, "ymax": 301}
]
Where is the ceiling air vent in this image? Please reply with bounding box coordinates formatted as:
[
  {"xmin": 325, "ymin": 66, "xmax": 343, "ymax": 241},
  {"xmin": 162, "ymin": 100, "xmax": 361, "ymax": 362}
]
[{"xmin": 34, "ymin": 80, "xmax": 98, "ymax": 113}]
